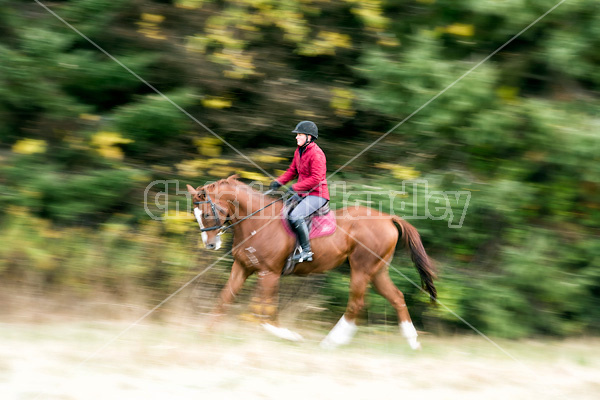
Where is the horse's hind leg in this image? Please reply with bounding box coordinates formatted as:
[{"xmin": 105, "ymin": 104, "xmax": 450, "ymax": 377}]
[{"xmin": 371, "ymin": 267, "xmax": 421, "ymax": 350}]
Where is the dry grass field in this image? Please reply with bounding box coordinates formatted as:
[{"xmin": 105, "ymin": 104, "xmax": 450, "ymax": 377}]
[{"xmin": 1, "ymin": 315, "xmax": 598, "ymax": 400}]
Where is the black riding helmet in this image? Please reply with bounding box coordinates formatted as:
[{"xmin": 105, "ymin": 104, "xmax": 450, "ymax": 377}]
[{"xmin": 292, "ymin": 121, "xmax": 318, "ymax": 139}]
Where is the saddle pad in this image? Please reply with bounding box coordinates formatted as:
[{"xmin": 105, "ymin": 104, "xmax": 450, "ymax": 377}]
[{"xmin": 281, "ymin": 210, "xmax": 337, "ymax": 239}]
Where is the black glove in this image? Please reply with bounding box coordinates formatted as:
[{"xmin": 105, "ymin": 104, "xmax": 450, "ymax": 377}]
[
  {"xmin": 286, "ymin": 188, "xmax": 302, "ymax": 203},
  {"xmin": 269, "ymin": 181, "xmax": 282, "ymax": 191}
]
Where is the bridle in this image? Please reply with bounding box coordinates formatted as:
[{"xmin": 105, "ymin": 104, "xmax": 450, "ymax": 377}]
[{"xmin": 193, "ymin": 191, "xmax": 229, "ymax": 233}]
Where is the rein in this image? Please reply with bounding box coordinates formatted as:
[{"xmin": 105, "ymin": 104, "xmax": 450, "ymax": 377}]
[
  {"xmin": 219, "ymin": 195, "xmax": 283, "ymax": 235},
  {"xmin": 194, "ymin": 189, "xmax": 285, "ymax": 235}
]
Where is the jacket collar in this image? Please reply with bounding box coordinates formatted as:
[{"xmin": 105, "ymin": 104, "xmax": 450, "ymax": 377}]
[{"xmin": 298, "ymin": 141, "xmax": 316, "ymax": 157}]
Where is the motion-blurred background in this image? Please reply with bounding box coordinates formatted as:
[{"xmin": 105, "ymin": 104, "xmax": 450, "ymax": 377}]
[{"xmin": 1, "ymin": 0, "xmax": 599, "ymax": 340}]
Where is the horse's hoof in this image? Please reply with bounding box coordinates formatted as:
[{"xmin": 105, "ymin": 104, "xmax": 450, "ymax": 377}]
[
  {"xmin": 400, "ymin": 321, "xmax": 421, "ymax": 350},
  {"xmin": 262, "ymin": 323, "xmax": 303, "ymax": 342},
  {"xmin": 320, "ymin": 316, "xmax": 357, "ymax": 349},
  {"xmin": 408, "ymin": 338, "xmax": 422, "ymax": 350}
]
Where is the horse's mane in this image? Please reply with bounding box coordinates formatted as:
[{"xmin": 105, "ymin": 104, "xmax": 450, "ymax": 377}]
[
  {"xmin": 197, "ymin": 175, "xmax": 276, "ymax": 214},
  {"xmin": 200, "ymin": 175, "xmax": 268, "ymax": 199},
  {"xmin": 199, "ymin": 175, "xmax": 238, "ymax": 191}
]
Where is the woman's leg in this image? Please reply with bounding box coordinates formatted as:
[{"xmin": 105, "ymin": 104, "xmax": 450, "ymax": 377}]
[{"xmin": 288, "ymin": 196, "xmax": 327, "ymax": 262}]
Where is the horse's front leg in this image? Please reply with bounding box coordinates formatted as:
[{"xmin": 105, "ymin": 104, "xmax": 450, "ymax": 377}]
[
  {"xmin": 208, "ymin": 260, "xmax": 251, "ymax": 329},
  {"xmin": 255, "ymin": 269, "xmax": 303, "ymax": 342},
  {"xmin": 251, "ymin": 270, "xmax": 280, "ymax": 322}
]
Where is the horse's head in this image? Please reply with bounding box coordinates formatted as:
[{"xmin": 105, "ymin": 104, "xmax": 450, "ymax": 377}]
[{"xmin": 186, "ymin": 182, "xmax": 231, "ymax": 250}]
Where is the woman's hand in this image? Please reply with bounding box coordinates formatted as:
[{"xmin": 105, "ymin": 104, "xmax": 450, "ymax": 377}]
[{"xmin": 269, "ymin": 181, "xmax": 282, "ymax": 191}]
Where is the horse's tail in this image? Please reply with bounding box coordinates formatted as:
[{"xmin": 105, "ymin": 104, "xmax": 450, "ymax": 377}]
[{"xmin": 392, "ymin": 216, "xmax": 437, "ymax": 302}]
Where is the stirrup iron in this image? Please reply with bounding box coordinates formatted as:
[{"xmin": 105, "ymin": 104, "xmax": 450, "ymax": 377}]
[{"xmin": 292, "ymin": 250, "xmax": 313, "ymax": 263}]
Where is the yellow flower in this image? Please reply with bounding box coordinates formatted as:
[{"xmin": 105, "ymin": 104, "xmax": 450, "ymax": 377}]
[
  {"xmin": 294, "ymin": 109, "xmax": 317, "ymax": 118},
  {"xmin": 141, "ymin": 13, "xmax": 164, "ymax": 23},
  {"xmin": 375, "ymin": 163, "xmax": 420, "ymax": 180},
  {"xmin": 331, "ymin": 88, "xmax": 356, "ymax": 118},
  {"xmin": 211, "ymin": 166, "xmax": 236, "ymax": 177},
  {"xmin": 91, "ymin": 131, "xmax": 133, "ymax": 147},
  {"xmin": 175, "ymin": 0, "xmax": 205, "ymax": 10},
  {"xmin": 240, "ymin": 171, "xmax": 268, "ymax": 182},
  {"xmin": 194, "ymin": 137, "xmax": 222, "ymax": 157},
  {"xmin": 202, "ymin": 97, "xmax": 232, "ymax": 109},
  {"xmin": 91, "ymin": 131, "xmax": 133, "ymax": 160},
  {"xmin": 138, "ymin": 14, "xmax": 166, "ymax": 40},
  {"xmin": 298, "ymin": 31, "xmax": 353, "ymax": 56},
  {"xmin": 162, "ymin": 211, "xmax": 194, "ymax": 235},
  {"xmin": 97, "ymin": 147, "xmax": 125, "ymax": 160},
  {"xmin": 224, "ymin": 70, "xmax": 246, "ymax": 80},
  {"xmin": 176, "ymin": 159, "xmax": 208, "ymax": 177},
  {"xmin": 445, "ymin": 23, "xmax": 475, "ymax": 37},
  {"xmin": 254, "ymin": 154, "xmax": 286, "ymax": 163},
  {"xmin": 12, "ymin": 139, "xmax": 47, "ymax": 155},
  {"xmin": 208, "ymin": 158, "xmax": 232, "ymax": 165}
]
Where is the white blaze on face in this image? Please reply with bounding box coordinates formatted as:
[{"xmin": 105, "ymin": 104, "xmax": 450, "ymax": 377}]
[{"xmin": 193, "ymin": 207, "xmax": 208, "ymax": 246}]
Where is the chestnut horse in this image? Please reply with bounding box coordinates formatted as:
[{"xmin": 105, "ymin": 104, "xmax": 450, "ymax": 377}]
[{"xmin": 187, "ymin": 175, "xmax": 436, "ymax": 349}]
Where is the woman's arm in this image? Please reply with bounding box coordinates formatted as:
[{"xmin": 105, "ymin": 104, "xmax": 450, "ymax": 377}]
[{"xmin": 276, "ymin": 150, "xmax": 299, "ymax": 185}]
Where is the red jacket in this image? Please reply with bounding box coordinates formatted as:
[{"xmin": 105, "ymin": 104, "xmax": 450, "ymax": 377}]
[{"xmin": 276, "ymin": 142, "xmax": 330, "ymax": 200}]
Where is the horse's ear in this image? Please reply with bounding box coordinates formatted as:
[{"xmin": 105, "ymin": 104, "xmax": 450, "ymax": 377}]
[
  {"xmin": 227, "ymin": 174, "xmax": 240, "ymax": 182},
  {"xmin": 186, "ymin": 184, "xmax": 198, "ymax": 195}
]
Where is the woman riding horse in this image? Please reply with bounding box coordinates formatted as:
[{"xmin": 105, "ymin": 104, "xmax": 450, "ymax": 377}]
[
  {"xmin": 188, "ymin": 173, "xmax": 437, "ymax": 349},
  {"xmin": 269, "ymin": 121, "xmax": 328, "ymax": 263}
]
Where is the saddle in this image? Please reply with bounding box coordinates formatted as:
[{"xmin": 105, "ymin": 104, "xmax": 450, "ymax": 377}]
[{"xmin": 280, "ymin": 202, "xmax": 336, "ymax": 276}]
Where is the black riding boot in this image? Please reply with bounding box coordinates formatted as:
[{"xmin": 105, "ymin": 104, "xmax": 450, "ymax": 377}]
[{"xmin": 290, "ymin": 218, "xmax": 313, "ymax": 262}]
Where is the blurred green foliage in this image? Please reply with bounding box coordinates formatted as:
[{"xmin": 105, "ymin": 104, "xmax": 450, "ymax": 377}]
[{"xmin": 0, "ymin": 0, "xmax": 598, "ymax": 337}]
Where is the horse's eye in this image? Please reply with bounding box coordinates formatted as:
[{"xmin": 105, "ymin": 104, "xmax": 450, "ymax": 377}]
[{"xmin": 204, "ymin": 213, "xmax": 210, "ymax": 218}]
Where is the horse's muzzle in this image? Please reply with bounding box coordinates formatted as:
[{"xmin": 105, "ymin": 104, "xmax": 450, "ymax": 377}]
[{"xmin": 204, "ymin": 236, "xmax": 222, "ymax": 250}]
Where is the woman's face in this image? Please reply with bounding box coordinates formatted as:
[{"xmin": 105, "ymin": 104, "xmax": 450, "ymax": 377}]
[{"xmin": 296, "ymin": 133, "xmax": 309, "ymax": 147}]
